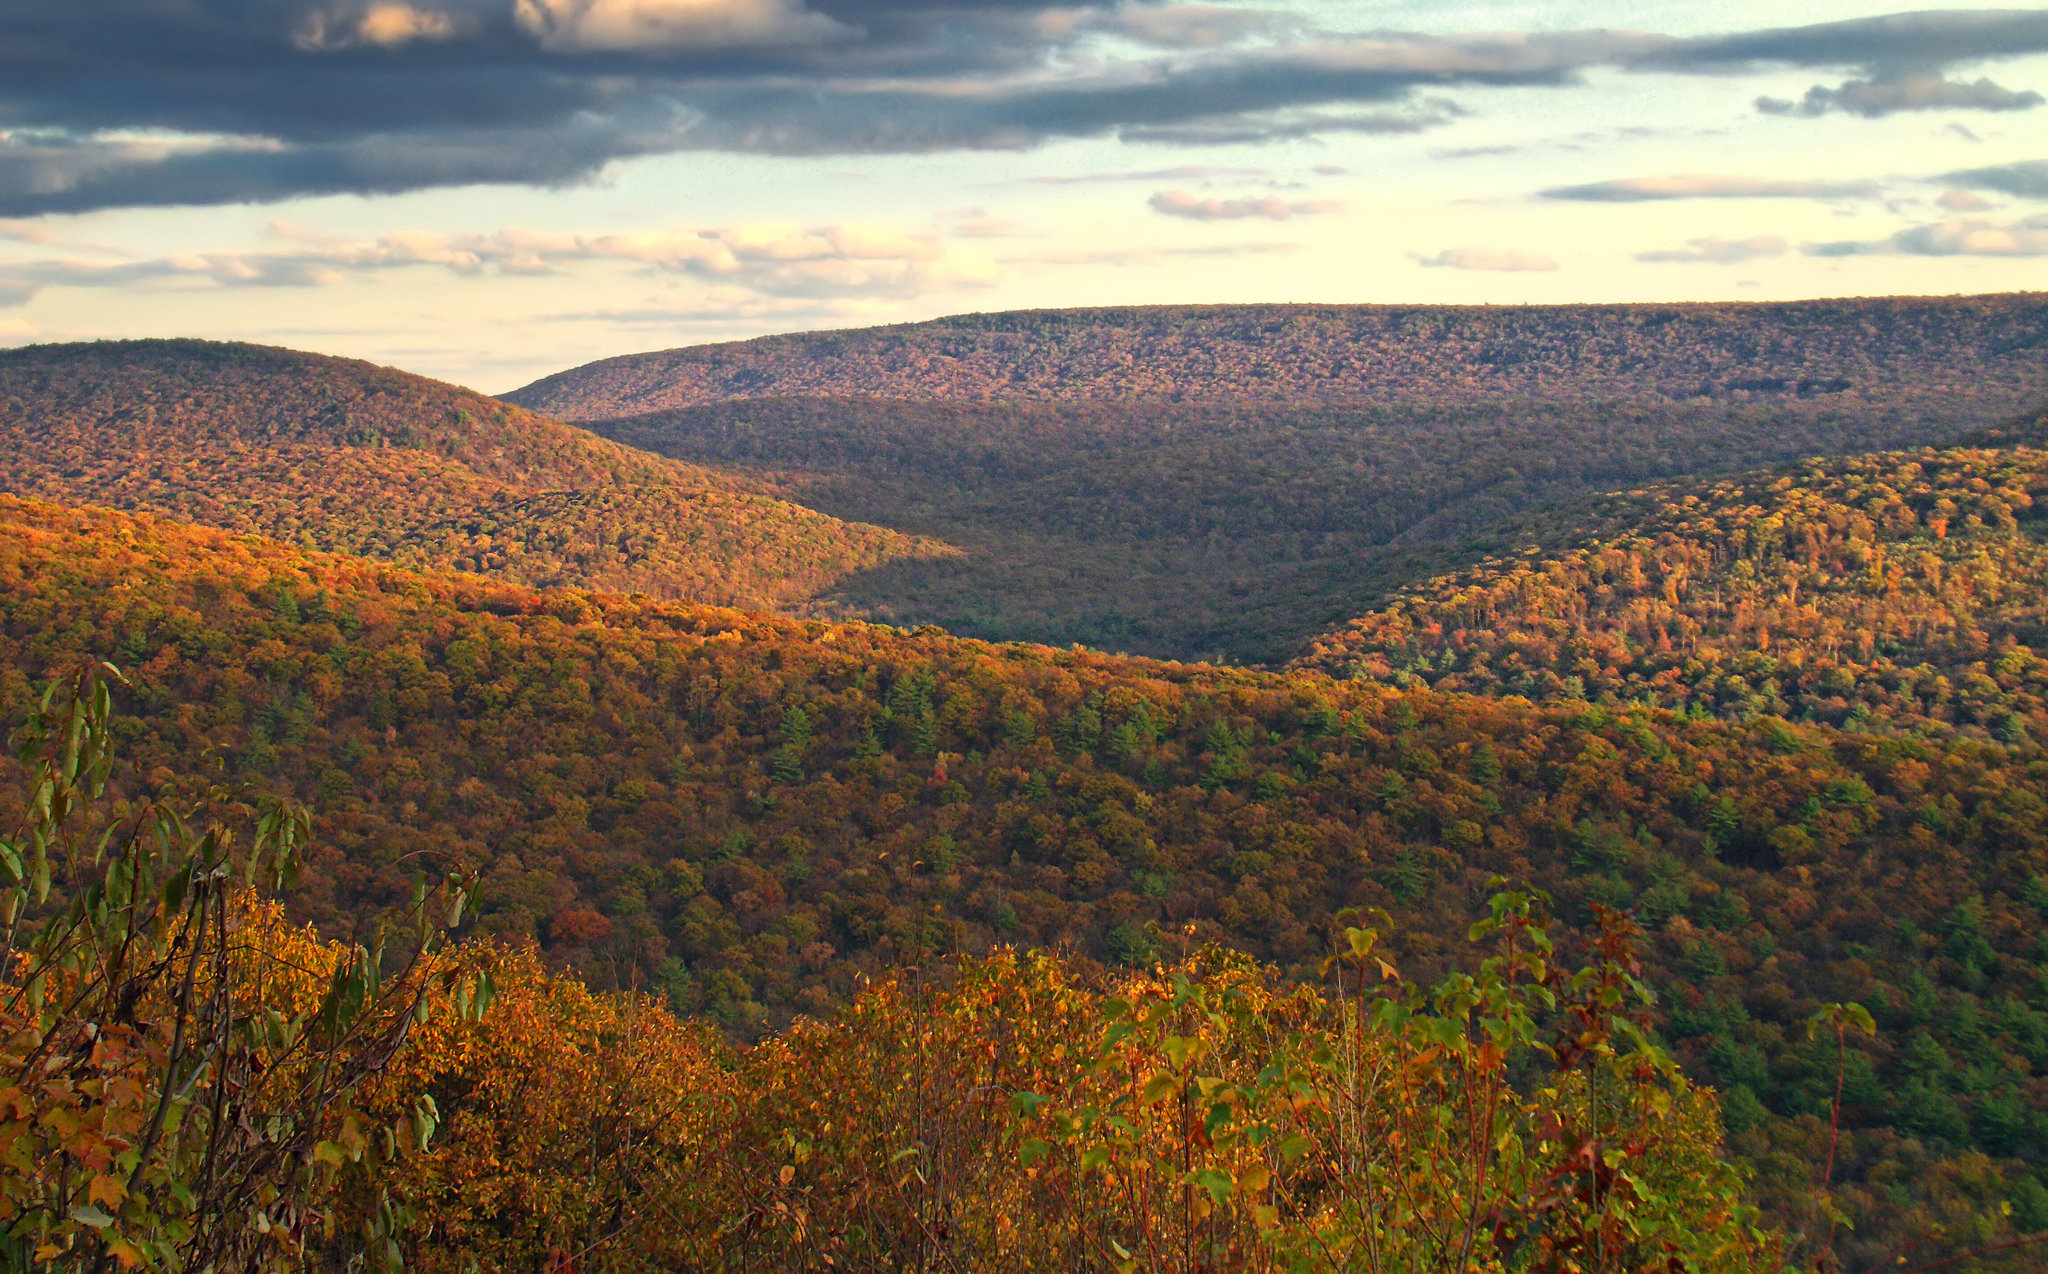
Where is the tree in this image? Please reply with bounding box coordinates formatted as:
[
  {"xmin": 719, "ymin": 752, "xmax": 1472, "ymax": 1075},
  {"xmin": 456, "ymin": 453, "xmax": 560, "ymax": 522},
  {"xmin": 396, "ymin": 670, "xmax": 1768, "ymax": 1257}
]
[{"xmin": 0, "ymin": 664, "xmax": 488, "ymax": 1271}]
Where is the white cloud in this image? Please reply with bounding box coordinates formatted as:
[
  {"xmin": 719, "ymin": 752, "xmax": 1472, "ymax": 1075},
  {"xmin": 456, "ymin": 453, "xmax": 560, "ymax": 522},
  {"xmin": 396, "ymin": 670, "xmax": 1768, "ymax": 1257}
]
[
  {"xmin": 1936, "ymin": 189, "xmax": 1993, "ymax": 212},
  {"xmin": 1009, "ymin": 242, "xmax": 1301, "ymax": 268},
  {"xmin": 1757, "ymin": 74, "xmax": 2042, "ymax": 119},
  {"xmin": 1541, "ymin": 174, "xmax": 1880, "ymax": 202},
  {"xmin": 1807, "ymin": 214, "xmax": 2048, "ymax": 258},
  {"xmin": 1148, "ymin": 189, "xmax": 1343, "ymax": 221},
  {"xmin": 512, "ymin": 0, "xmax": 852, "ymax": 53},
  {"xmin": 0, "ymin": 220, "xmax": 998, "ymax": 308},
  {"xmin": 1028, "ymin": 166, "xmax": 1269, "ymax": 187},
  {"xmin": 296, "ymin": 3, "xmax": 460, "ymax": 50},
  {"xmin": 1636, "ymin": 235, "xmax": 1788, "ymax": 264},
  {"xmin": 1413, "ymin": 247, "xmax": 1558, "ymax": 272}
]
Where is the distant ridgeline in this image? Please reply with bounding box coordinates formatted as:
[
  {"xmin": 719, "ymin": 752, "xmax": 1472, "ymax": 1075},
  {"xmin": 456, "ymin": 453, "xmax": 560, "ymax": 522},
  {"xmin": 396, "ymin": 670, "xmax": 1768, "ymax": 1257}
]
[
  {"xmin": 506, "ymin": 295, "xmax": 2048, "ymax": 414},
  {"xmin": 508, "ymin": 295, "xmax": 2048, "ymax": 663}
]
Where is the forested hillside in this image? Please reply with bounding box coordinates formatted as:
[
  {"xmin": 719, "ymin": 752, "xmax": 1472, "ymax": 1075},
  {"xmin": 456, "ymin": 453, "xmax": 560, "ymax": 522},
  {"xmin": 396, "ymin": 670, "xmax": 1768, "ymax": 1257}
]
[
  {"xmin": 520, "ymin": 296, "xmax": 2048, "ymax": 661},
  {"xmin": 1294, "ymin": 414, "xmax": 2048, "ymax": 744},
  {"xmin": 0, "ymin": 340, "xmax": 942, "ymax": 609},
  {"xmin": 509, "ymin": 295, "xmax": 2048, "ymax": 414},
  {"xmin": 588, "ymin": 386, "xmax": 2028, "ymax": 662},
  {"xmin": 4, "ymin": 493, "xmax": 2047, "ymax": 1266}
]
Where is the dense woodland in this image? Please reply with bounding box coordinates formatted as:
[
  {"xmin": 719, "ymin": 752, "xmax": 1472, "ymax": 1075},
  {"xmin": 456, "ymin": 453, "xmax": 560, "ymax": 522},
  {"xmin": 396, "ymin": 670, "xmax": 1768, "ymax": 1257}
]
[
  {"xmin": 1295, "ymin": 414, "xmax": 2048, "ymax": 741},
  {"xmin": 4, "ymin": 493, "xmax": 2048, "ymax": 1267},
  {"xmin": 6, "ymin": 300, "xmax": 2048, "ymax": 1269},
  {"xmin": 507, "ymin": 296, "xmax": 2048, "ymax": 415},
  {"xmin": 593, "ymin": 388, "xmax": 2028, "ymax": 662},
  {"xmin": 5, "ymin": 696, "xmax": 1776, "ymax": 1271},
  {"xmin": 0, "ymin": 341, "xmax": 941, "ymax": 611}
]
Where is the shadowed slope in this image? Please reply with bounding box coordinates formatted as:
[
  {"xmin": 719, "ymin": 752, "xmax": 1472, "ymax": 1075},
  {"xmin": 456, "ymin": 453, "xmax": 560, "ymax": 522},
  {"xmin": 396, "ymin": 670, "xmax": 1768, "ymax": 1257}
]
[{"xmin": 511, "ymin": 297, "xmax": 2048, "ymax": 661}]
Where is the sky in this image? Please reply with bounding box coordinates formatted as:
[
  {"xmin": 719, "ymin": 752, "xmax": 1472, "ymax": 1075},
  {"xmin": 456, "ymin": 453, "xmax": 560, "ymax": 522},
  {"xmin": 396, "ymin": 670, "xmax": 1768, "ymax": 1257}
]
[{"xmin": 1, "ymin": 1, "xmax": 2045, "ymax": 392}]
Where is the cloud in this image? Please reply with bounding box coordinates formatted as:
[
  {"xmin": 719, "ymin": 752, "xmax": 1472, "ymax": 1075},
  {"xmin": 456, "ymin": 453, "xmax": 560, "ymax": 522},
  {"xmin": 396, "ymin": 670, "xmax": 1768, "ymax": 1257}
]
[
  {"xmin": 1806, "ymin": 213, "xmax": 2048, "ymax": 258},
  {"xmin": 1413, "ymin": 247, "xmax": 1557, "ymax": 272},
  {"xmin": 1093, "ymin": 4, "xmax": 1291, "ymax": 50},
  {"xmin": 1943, "ymin": 159, "xmax": 2048, "ymax": 199},
  {"xmin": 1541, "ymin": 174, "xmax": 1880, "ymax": 202},
  {"xmin": 0, "ymin": 223, "xmax": 58, "ymax": 246},
  {"xmin": 1433, "ymin": 143, "xmax": 1519, "ymax": 160},
  {"xmin": 4, "ymin": 6, "xmax": 2047, "ymax": 213},
  {"xmin": 939, "ymin": 208, "xmax": 1018, "ymax": 238},
  {"xmin": 1147, "ymin": 189, "xmax": 1342, "ymax": 221},
  {"xmin": 0, "ymin": 8, "xmax": 1650, "ymax": 212},
  {"xmin": 1009, "ymin": 241, "xmax": 1302, "ymax": 268},
  {"xmin": 1756, "ymin": 73, "xmax": 2042, "ymax": 119},
  {"xmin": 1119, "ymin": 103, "xmax": 1460, "ymax": 145},
  {"xmin": 511, "ymin": 0, "xmax": 852, "ymax": 52},
  {"xmin": 296, "ymin": 3, "xmax": 462, "ymax": 50},
  {"xmin": 1635, "ymin": 235, "xmax": 1787, "ymax": 264},
  {"xmin": 1936, "ymin": 189, "xmax": 1992, "ymax": 212},
  {"xmin": 1027, "ymin": 165, "xmax": 1268, "ymax": 186},
  {"xmin": 0, "ymin": 218, "xmax": 998, "ymax": 307},
  {"xmin": 1646, "ymin": 10, "xmax": 2048, "ymax": 72}
]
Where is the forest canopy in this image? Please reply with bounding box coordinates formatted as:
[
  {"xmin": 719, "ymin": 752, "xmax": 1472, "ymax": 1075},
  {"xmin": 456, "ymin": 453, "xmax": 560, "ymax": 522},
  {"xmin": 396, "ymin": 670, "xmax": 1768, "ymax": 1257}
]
[{"xmin": 6, "ymin": 296, "xmax": 2048, "ymax": 1268}]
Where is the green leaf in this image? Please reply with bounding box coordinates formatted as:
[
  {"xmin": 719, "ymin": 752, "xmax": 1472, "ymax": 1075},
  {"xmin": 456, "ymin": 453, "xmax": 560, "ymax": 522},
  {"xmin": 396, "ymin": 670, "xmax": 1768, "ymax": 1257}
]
[{"xmin": 1188, "ymin": 1168, "xmax": 1233, "ymax": 1207}]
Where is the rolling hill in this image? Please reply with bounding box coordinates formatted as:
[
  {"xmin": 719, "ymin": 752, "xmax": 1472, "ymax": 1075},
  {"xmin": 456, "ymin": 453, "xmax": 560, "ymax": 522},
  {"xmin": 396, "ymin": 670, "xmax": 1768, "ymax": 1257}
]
[
  {"xmin": 525, "ymin": 296, "xmax": 2048, "ymax": 662},
  {"xmin": 0, "ymin": 339, "xmax": 946, "ymax": 610},
  {"xmin": 5, "ymin": 477, "xmax": 2048, "ymax": 1265},
  {"xmin": 1294, "ymin": 413, "xmax": 2048, "ymax": 736}
]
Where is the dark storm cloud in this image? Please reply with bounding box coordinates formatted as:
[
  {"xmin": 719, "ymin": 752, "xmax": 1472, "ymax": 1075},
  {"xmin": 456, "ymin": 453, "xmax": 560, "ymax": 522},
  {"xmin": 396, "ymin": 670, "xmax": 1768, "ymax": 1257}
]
[{"xmin": 4, "ymin": 4, "xmax": 2047, "ymax": 215}]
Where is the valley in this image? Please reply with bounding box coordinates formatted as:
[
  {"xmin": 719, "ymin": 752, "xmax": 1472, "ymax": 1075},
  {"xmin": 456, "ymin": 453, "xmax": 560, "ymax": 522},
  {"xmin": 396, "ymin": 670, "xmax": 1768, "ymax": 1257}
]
[
  {"xmin": 529, "ymin": 297, "xmax": 2048, "ymax": 662},
  {"xmin": 4, "ymin": 295, "xmax": 2048, "ymax": 1269}
]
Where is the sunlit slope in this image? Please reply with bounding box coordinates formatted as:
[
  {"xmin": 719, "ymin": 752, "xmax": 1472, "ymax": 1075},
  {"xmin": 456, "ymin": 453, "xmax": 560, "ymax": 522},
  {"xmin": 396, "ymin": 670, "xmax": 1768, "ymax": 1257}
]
[
  {"xmin": 508, "ymin": 295, "xmax": 2048, "ymax": 416},
  {"xmin": 1295, "ymin": 413, "xmax": 2048, "ymax": 744},
  {"xmin": 0, "ymin": 339, "xmax": 943, "ymax": 608}
]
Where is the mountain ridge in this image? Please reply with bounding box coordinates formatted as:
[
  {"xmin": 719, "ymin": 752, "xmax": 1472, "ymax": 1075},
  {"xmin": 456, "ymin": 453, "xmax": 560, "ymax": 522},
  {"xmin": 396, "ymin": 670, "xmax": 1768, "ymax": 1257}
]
[{"xmin": 505, "ymin": 294, "xmax": 2048, "ymax": 417}]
